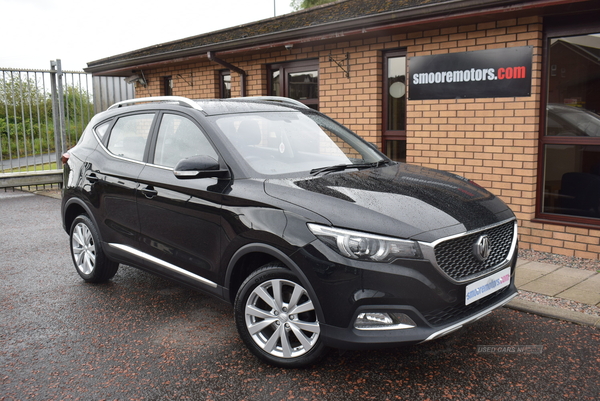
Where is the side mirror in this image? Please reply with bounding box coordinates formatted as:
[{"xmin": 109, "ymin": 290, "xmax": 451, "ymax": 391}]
[{"xmin": 173, "ymin": 155, "xmax": 230, "ymax": 179}]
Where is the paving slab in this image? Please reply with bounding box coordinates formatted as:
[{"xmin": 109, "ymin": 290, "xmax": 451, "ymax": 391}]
[
  {"xmin": 520, "ymin": 266, "xmax": 596, "ymax": 297},
  {"xmin": 516, "ymin": 258, "xmax": 531, "ymax": 268},
  {"xmin": 515, "ymin": 260, "xmax": 562, "ymax": 287},
  {"xmin": 556, "ymin": 274, "xmax": 600, "ymax": 306},
  {"xmin": 515, "ymin": 266, "xmax": 547, "ymax": 287},
  {"xmin": 516, "ymin": 260, "xmax": 562, "ymax": 274}
]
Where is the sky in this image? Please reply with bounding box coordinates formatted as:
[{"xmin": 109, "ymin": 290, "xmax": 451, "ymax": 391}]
[{"xmin": 1, "ymin": 0, "xmax": 295, "ymax": 71}]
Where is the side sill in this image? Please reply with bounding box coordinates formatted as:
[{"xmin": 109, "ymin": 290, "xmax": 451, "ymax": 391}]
[{"xmin": 107, "ymin": 243, "xmax": 218, "ymax": 289}]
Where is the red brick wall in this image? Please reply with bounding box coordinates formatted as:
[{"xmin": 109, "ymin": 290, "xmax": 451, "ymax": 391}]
[{"xmin": 134, "ymin": 15, "xmax": 600, "ymax": 259}]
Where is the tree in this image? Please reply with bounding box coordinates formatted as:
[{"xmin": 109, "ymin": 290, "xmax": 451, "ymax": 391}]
[
  {"xmin": 0, "ymin": 74, "xmax": 52, "ymax": 160},
  {"xmin": 0, "ymin": 73, "xmax": 93, "ymax": 161},
  {"xmin": 63, "ymin": 86, "xmax": 94, "ymax": 130},
  {"xmin": 0, "ymin": 74, "xmax": 49, "ymax": 120},
  {"xmin": 291, "ymin": 0, "xmax": 337, "ymax": 11}
]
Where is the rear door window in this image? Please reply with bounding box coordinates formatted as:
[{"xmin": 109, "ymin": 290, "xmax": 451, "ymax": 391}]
[{"xmin": 107, "ymin": 113, "xmax": 155, "ymax": 161}]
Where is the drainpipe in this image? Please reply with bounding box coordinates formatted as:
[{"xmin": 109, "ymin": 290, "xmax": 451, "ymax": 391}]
[{"xmin": 207, "ymin": 51, "xmax": 247, "ymax": 97}]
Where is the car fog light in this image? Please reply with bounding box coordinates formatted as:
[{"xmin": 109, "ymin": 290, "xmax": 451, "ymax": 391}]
[{"xmin": 354, "ymin": 312, "xmax": 417, "ymax": 331}]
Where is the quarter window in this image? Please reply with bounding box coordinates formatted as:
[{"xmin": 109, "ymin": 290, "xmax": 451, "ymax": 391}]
[
  {"xmin": 94, "ymin": 122, "xmax": 110, "ymax": 140},
  {"xmin": 107, "ymin": 114, "xmax": 154, "ymax": 161}
]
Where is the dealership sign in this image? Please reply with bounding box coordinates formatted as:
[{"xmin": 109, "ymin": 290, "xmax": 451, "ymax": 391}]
[{"xmin": 408, "ymin": 47, "xmax": 532, "ymax": 100}]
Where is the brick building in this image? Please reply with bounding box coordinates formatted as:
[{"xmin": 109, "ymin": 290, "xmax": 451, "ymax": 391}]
[{"xmin": 86, "ymin": 0, "xmax": 600, "ymax": 259}]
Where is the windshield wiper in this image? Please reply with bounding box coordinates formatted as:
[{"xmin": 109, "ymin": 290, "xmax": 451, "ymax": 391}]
[{"xmin": 309, "ymin": 160, "xmax": 390, "ymax": 176}]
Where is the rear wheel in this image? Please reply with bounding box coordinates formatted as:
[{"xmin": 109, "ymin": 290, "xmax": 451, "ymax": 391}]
[
  {"xmin": 69, "ymin": 215, "xmax": 118, "ymax": 283},
  {"xmin": 234, "ymin": 264, "xmax": 327, "ymax": 368}
]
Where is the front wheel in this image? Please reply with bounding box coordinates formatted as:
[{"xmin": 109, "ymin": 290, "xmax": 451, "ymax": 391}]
[
  {"xmin": 234, "ymin": 264, "xmax": 327, "ymax": 368},
  {"xmin": 69, "ymin": 215, "xmax": 119, "ymax": 283}
]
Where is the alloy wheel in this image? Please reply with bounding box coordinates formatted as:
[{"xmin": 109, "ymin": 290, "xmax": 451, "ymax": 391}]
[
  {"xmin": 244, "ymin": 278, "xmax": 320, "ymax": 359},
  {"xmin": 71, "ymin": 222, "xmax": 96, "ymax": 275}
]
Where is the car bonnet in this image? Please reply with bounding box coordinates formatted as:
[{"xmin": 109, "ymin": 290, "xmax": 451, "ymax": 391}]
[{"xmin": 263, "ymin": 163, "xmax": 514, "ymax": 242}]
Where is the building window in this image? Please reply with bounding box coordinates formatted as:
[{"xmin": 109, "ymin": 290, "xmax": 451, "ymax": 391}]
[
  {"xmin": 539, "ymin": 30, "xmax": 600, "ymax": 224},
  {"xmin": 220, "ymin": 70, "xmax": 231, "ymax": 98},
  {"xmin": 269, "ymin": 60, "xmax": 319, "ymax": 109},
  {"xmin": 163, "ymin": 76, "xmax": 173, "ymax": 96},
  {"xmin": 383, "ymin": 50, "xmax": 407, "ymax": 162}
]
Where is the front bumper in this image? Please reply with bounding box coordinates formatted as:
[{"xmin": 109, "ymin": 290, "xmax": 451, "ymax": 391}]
[
  {"xmin": 293, "ymin": 234, "xmax": 519, "ymax": 350},
  {"xmin": 319, "ymin": 283, "xmax": 517, "ymax": 350}
]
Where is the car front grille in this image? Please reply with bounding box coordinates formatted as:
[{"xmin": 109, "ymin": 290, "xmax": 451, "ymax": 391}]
[{"xmin": 433, "ymin": 220, "xmax": 515, "ymax": 281}]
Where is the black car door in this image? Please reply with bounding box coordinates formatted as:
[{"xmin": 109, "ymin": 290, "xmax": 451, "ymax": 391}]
[
  {"xmin": 135, "ymin": 112, "xmax": 225, "ymax": 290},
  {"xmin": 84, "ymin": 112, "xmax": 156, "ymax": 249}
]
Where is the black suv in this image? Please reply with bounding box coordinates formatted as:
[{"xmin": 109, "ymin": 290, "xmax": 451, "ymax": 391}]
[{"xmin": 62, "ymin": 96, "xmax": 518, "ymax": 368}]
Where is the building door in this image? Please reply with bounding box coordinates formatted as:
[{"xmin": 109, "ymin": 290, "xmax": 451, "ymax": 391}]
[{"xmin": 270, "ymin": 60, "xmax": 319, "ymax": 109}]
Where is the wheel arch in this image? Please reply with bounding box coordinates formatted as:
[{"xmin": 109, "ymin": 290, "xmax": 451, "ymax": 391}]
[
  {"xmin": 224, "ymin": 243, "xmax": 325, "ymax": 323},
  {"xmin": 63, "ymin": 197, "xmax": 98, "ymax": 235}
]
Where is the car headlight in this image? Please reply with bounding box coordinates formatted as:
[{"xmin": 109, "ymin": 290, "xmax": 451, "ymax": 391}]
[{"xmin": 307, "ymin": 224, "xmax": 422, "ymax": 262}]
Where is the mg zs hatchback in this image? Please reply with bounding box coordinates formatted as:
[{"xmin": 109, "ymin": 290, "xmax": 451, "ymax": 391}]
[{"xmin": 62, "ymin": 96, "xmax": 518, "ymax": 368}]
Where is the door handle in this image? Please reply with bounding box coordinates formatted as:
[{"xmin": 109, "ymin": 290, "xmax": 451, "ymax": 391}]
[
  {"xmin": 141, "ymin": 186, "xmax": 158, "ymax": 199},
  {"xmin": 85, "ymin": 173, "xmax": 98, "ymax": 183}
]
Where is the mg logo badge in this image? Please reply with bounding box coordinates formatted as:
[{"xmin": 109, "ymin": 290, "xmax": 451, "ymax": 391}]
[{"xmin": 473, "ymin": 235, "xmax": 491, "ymax": 262}]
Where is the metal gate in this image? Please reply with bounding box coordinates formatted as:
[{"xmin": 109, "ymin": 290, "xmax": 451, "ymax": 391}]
[{"xmin": 0, "ymin": 60, "xmax": 134, "ymax": 187}]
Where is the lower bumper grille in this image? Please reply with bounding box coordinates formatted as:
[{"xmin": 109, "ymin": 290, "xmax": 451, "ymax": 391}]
[{"xmin": 422, "ymin": 286, "xmax": 512, "ymax": 327}]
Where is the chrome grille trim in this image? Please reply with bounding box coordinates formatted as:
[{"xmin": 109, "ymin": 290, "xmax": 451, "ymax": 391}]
[{"xmin": 419, "ymin": 218, "xmax": 518, "ymax": 284}]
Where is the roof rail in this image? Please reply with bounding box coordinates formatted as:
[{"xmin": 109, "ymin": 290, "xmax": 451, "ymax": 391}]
[
  {"xmin": 108, "ymin": 96, "xmax": 203, "ymax": 111},
  {"xmin": 229, "ymin": 96, "xmax": 309, "ymax": 109}
]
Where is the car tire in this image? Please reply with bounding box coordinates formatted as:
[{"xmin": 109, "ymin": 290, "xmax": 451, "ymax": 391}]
[
  {"xmin": 69, "ymin": 215, "xmax": 119, "ymax": 283},
  {"xmin": 234, "ymin": 264, "xmax": 327, "ymax": 368}
]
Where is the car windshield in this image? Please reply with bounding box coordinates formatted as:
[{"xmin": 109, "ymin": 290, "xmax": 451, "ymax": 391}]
[{"xmin": 213, "ymin": 111, "xmax": 385, "ymax": 176}]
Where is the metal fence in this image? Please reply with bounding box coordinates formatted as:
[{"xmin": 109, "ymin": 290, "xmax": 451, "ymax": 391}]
[
  {"xmin": 92, "ymin": 75, "xmax": 136, "ymax": 115},
  {"xmin": 0, "ymin": 60, "xmax": 134, "ymax": 187}
]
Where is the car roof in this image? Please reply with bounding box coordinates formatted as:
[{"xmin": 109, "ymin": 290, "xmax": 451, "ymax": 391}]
[
  {"xmin": 194, "ymin": 98, "xmax": 304, "ymax": 116},
  {"xmin": 105, "ymin": 96, "xmax": 307, "ymax": 117}
]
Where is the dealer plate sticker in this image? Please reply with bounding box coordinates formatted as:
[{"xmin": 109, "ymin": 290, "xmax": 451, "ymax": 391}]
[{"xmin": 465, "ymin": 267, "xmax": 511, "ymax": 305}]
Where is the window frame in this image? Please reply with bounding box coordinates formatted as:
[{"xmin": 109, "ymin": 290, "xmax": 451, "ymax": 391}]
[
  {"xmin": 148, "ymin": 111, "xmax": 219, "ymax": 169},
  {"xmin": 268, "ymin": 59, "xmax": 319, "ymax": 109},
  {"xmin": 105, "ymin": 112, "xmax": 156, "ymax": 163},
  {"xmin": 163, "ymin": 76, "xmax": 173, "ymax": 96},
  {"xmin": 220, "ymin": 70, "xmax": 231, "ymax": 99},
  {"xmin": 535, "ymin": 16, "xmax": 600, "ymax": 227},
  {"xmin": 382, "ymin": 49, "xmax": 407, "ymax": 162}
]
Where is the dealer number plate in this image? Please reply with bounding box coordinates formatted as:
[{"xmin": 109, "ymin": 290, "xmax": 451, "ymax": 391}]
[{"xmin": 465, "ymin": 267, "xmax": 511, "ymax": 305}]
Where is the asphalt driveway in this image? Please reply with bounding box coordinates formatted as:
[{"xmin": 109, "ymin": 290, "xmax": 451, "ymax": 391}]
[{"xmin": 1, "ymin": 191, "xmax": 599, "ymax": 400}]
